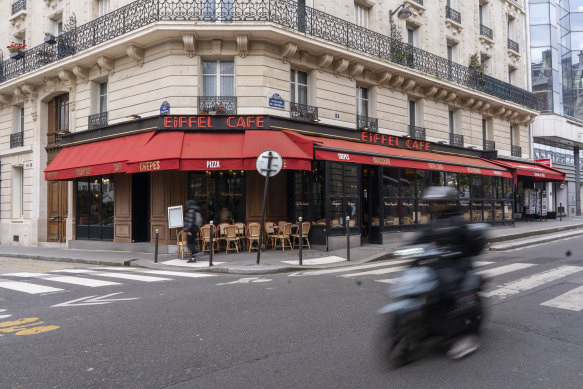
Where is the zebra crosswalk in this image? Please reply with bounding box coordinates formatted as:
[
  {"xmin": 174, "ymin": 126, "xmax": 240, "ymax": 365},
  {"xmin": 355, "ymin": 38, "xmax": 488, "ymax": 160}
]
[
  {"xmin": 0, "ymin": 268, "xmax": 217, "ymax": 295},
  {"xmin": 291, "ymin": 259, "xmax": 583, "ymax": 312}
]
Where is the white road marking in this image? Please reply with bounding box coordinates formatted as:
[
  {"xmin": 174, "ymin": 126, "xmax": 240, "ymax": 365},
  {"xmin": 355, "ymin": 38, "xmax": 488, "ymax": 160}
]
[
  {"xmin": 0, "ymin": 280, "xmax": 64, "ymax": 294},
  {"xmin": 51, "ymin": 292, "xmax": 140, "ymax": 308},
  {"xmin": 44, "ymin": 276, "xmax": 121, "ymax": 287},
  {"xmin": 281, "ymin": 256, "xmax": 346, "ymax": 265},
  {"xmin": 216, "ymin": 277, "xmax": 272, "ymax": 285},
  {"xmin": 50, "ymin": 269, "xmax": 98, "ymax": 274},
  {"xmin": 0, "ymin": 309, "xmax": 11, "ymax": 319},
  {"xmin": 541, "ymin": 286, "xmax": 583, "ymax": 311},
  {"xmin": 90, "ymin": 272, "xmax": 171, "ymax": 282},
  {"xmin": 291, "ymin": 259, "xmax": 413, "ymax": 276},
  {"xmin": 3, "ymin": 272, "xmax": 47, "ymax": 277},
  {"xmin": 340, "ymin": 266, "xmax": 407, "ymax": 278},
  {"xmin": 482, "ymin": 266, "xmax": 583, "ymax": 298},
  {"xmin": 473, "ymin": 261, "xmax": 494, "ymax": 266},
  {"xmin": 135, "ymin": 270, "xmax": 217, "ymax": 278},
  {"xmin": 476, "ymin": 263, "xmax": 535, "ymax": 278}
]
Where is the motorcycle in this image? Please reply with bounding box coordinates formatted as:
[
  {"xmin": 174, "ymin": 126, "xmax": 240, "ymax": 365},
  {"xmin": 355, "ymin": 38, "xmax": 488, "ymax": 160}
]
[{"xmin": 377, "ymin": 243, "xmax": 485, "ymax": 368}]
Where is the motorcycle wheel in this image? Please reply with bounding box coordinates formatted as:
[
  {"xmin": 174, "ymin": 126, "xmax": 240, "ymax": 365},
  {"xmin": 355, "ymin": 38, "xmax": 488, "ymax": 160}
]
[{"xmin": 380, "ymin": 315, "xmax": 422, "ymax": 369}]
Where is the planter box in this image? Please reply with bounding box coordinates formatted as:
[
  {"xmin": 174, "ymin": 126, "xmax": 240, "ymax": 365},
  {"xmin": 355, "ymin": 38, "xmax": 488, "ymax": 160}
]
[
  {"xmin": 10, "ymin": 50, "xmax": 24, "ymax": 60},
  {"xmin": 44, "ymin": 35, "xmax": 56, "ymax": 44}
]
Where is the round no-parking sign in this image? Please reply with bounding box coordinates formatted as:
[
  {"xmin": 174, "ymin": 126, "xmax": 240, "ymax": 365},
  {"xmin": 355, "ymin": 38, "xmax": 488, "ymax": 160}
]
[{"xmin": 256, "ymin": 150, "xmax": 283, "ymax": 177}]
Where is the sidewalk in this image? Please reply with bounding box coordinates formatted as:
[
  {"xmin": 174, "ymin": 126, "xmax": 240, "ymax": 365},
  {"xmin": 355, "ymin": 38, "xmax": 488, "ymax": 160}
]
[{"xmin": 2, "ymin": 217, "xmax": 583, "ymax": 274}]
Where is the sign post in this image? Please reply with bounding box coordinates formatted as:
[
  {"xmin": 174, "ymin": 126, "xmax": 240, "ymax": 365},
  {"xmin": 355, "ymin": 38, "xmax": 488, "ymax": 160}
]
[{"xmin": 256, "ymin": 150, "xmax": 283, "ymax": 265}]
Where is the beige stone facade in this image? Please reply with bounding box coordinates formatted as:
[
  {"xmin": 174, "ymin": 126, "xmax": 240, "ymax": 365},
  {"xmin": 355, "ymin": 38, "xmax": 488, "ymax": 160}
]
[{"xmin": 0, "ymin": 0, "xmax": 536, "ymax": 246}]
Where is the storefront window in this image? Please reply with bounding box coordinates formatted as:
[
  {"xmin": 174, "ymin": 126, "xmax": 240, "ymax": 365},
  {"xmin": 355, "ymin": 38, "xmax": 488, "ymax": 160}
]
[
  {"xmin": 444, "ymin": 172, "xmax": 458, "ymax": 188},
  {"xmin": 327, "ymin": 162, "xmax": 360, "ymax": 233},
  {"xmin": 400, "ymin": 200, "xmax": 415, "ymax": 225},
  {"xmin": 494, "ymin": 202, "xmax": 503, "ymax": 221},
  {"xmin": 471, "ymin": 175, "xmax": 483, "ymax": 199},
  {"xmin": 383, "ymin": 199, "xmax": 399, "ymax": 226},
  {"xmin": 472, "ymin": 201, "xmax": 483, "ymax": 222},
  {"xmin": 76, "ymin": 176, "xmax": 114, "ymax": 240},
  {"xmin": 400, "ymin": 169, "xmax": 416, "ymax": 198},
  {"xmin": 188, "ymin": 171, "xmax": 245, "ymax": 224},
  {"xmin": 460, "ymin": 200, "xmax": 471, "ymax": 221},
  {"xmin": 312, "ymin": 162, "xmax": 326, "ymax": 224},
  {"xmin": 293, "ymin": 171, "xmax": 311, "ymax": 221},
  {"xmin": 416, "ymin": 200, "xmax": 430, "ymax": 224},
  {"xmin": 423, "ymin": 170, "xmax": 444, "ymax": 188},
  {"xmin": 383, "ymin": 167, "xmax": 399, "ymax": 197},
  {"xmin": 459, "ymin": 174, "xmax": 471, "ymax": 200},
  {"xmin": 482, "ymin": 176, "xmax": 493, "ymax": 199}
]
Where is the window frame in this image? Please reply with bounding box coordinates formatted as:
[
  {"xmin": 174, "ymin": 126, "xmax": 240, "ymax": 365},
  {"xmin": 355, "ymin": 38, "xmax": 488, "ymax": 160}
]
[
  {"xmin": 202, "ymin": 59, "xmax": 235, "ymax": 97},
  {"xmin": 356, "ymin": 86, "xmax": 369, "ymax": 117},
  {"xmin": 290, "ymin": 69, "xmax": 309, "ymax": 105}
]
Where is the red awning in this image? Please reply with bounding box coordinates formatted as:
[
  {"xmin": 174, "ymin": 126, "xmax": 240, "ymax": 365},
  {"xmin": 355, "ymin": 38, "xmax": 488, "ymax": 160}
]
[
  {"xmin": 44, "ymin": 132, "xmax": 155, "ymax": 180},
  {"xmin": 290, "ymin": 132, "xmax": 512, "ymax": 178},
  {"xmin": 490, "ymin": 160, "xmax": 565, "ymax": 181},
  {"xmin": 46, "ymin": 130, "xmax": 313, "ymax": 180}
]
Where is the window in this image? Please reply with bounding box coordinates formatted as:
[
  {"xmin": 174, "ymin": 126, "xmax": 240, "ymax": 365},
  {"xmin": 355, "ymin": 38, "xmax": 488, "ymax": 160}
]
[
  {"xmin": 482, "ymin": 118, "xmax": 488, "ymax": 141},
  {"xmin": 98, "ymin": 0, "xmax": 109, "ymax": 17},
  {"xmin": 508, "ymin": 67, "xmax": 516, "ymax": 85},
  {"xmin": 76, "ymin": 176, "xmax": 114, "ymax": 240},
  {"xmin": 510, "ymin": 125, "xmax": 519, "ymax": 146},
  {"xmin": 99, "ymin": 82, "xmax": 107, "ymax": 113},
  {"xmin": 328, "ymin": 162, "xmax": 360, "ymax": 232},
  {"xmin": 13, "ymin": 106, "xmax": 24, "ymax": 133},
  {"xmin": 447, "ymin": 42, "xmax": 457, "ymax": 63},
  {"xmin": 479, "ymin": 4, "xmax": 486, "ymax": 25},
  {"xmin": 408, "ymin": 99, "xmax": 417, "ymax": 127},
  {"xmin": 406, "ymin": 25, "xmax": 418, "ymax": 47},
  {"xmin": 480, "ymin": 54, "xmax": 491, "ymax": 75},
  {"xmin": 56, "ymin": 95, "xmax": 69, "ymax": 134},
  {"xmin": 202, "ymin": 60, "xmax": 235, "ymax": 96},
  {"xmin": 12, "ymin": 166, "xmax": 24, "ymax": 219},
  {"xmin": 449, "ymin": 110, "xmax": 455, "ymax": 134},
  {"xmin": 188, "ymin": 171, "xmax": 245, "ymax": 224},
  {"xmin": 291, "ymin": 69, "xmax": 308, "ymax": 105},
  {"xmin": 354, "ymin": 3, "xmax": 369, "ymax": 28},
  {"xmin": 508, "ymin": 16, "xmax": 515, "ymax": 41},
  {"xmin": 356, "ymin": 86, "xmax": 369, "ymax": 117}
]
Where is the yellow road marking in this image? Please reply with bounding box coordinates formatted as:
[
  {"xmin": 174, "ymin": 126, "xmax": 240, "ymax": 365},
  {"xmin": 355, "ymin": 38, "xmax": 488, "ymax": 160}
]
[{"xmin": 0, "ymin": 317, "xmax": 60, "ymax": 337}]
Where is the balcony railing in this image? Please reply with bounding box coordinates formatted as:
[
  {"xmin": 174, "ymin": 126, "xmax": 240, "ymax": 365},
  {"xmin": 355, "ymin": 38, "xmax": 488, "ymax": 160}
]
[
  {"xmin": 446, "ymin": 6, "xmax": 461, "ymax": 24},
  {"xmin": 450, "ymin": 133, "xmax": 464, "ymax": 147},
  {"xmin": 11, "ymin": 0, "xmax": 26, "ymax": 15},
  {"xmin": 10, "ymin": 131, "xmax": 24, "ymax": 148},
  {"xmin": 484, "ymin": 140, "xmax": 496, "ymax": 151},
  {"xmin": 198, "ymin": 96, "xmax": 237, "ymax": 115},
  {"xmin": 508, "ymin": 39, "xmax": 519, "ymax": 53},
  {"xmin": 408, "ymin": 125, "xmax": 426, "ymax": 140},
  {"xmin": 356, "ymin": 115, "xmax": 378, "ymax": 132},
  {"xmin": 411, "ymin": 0, "xmax": 423, "ymax": 4},
  {"xmin": 291, "ymin": 102, "xmax": 318, "ymax": 122},
  {"xmin": 88, "ymin": 112, "xmax": 108, "ymax": 130},
  {"xmin": 480, "ymin": 24, "xmax": 493, "ymax": 40},
  {"xmin": 511, "ymin": 145, "xmax": 522, "ymax": 158},
  {"xmin": 0, "ymin": 0, "xmax": 536, "ymax": 110}
]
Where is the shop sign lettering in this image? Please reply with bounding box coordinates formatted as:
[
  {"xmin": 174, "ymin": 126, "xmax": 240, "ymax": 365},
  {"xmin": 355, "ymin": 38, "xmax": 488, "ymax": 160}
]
[
  {"xmin": 76, "ymin": 167, "xmax": 92, "ymax": 176},
  {"xmin": 360, "ymin": 131, "xmax": 431, "ymax": 151},
  {"xmin": 139, "ymin": 161, "xmax": 161, "ymax": 171},
  {"xmin": 206, "ymin": 161, "xmax": 221, "ymax": 168},
  {"xmin": 372, "ymin": 157, "xmax": 391, "ymax": 165},
  {"xmin": 493, "ymin": 171, "xmax": 503, "ymax": 176},
  {"xmin": 296, "ymin": 201, "xmax": 309, "ymax": 206},
  {"xmin": 331, "ymin": 200, "xmax": 342, "ymax": 206},
  {"xmin": 338, "ymin": 153, "xmax": 350, "ymax": 160},
  {"xmin": 161, "ymin": 115, "xmax": 266, "ymax": 130},
  {"xmin": 467, "ymin": 167, "xmax": 482, "ymax": 174},
  {"xmin": 534, "ymin": 172, "xmax": 546, "ymax": 178},
  {"xmin": 113, "ymin": 163, "xmax": 123, "ymax": 172},
  {"xmin": 427, "ymin": 163, "xmax": 444, "ymax": 170},
  {"xmin": 47, "ymin": 172, "xmax": 58, "ymax": 179}
]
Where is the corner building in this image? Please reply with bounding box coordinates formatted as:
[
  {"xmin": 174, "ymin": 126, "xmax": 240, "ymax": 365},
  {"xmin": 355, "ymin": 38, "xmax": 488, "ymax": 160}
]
[{"xmin": 0, "ymin": 0, "xmax": 563, "ymax": 251}]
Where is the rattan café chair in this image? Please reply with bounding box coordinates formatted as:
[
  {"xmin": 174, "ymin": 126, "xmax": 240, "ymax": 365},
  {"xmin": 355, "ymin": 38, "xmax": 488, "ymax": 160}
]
[
  {"xmin": 292, "ymin": 221, "xmax": 311, "ymax": 249},
  {"xmin": 177, "ymin": 230, "xmax": 190, "ymax": 259},
  {"xmin": 247, "ymin": 223, "xmax": 262, "ymax": 252},
  {"xmin": 225, "ymin": 225, "xmax": 239, "ymax": 253}
]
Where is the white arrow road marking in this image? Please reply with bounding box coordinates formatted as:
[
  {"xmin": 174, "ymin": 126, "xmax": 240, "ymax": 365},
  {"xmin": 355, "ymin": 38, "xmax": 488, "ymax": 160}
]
[
  {"xmin": 0, "ymin": 309, "xmax": 11, "ymax": 319},
  {"xmin": 216, "ymin": 277, "xmax": 272, "ymax": 285},
  {"xmin": 51, "ymin": 292, "xmax": 140, "ymax": 307}
]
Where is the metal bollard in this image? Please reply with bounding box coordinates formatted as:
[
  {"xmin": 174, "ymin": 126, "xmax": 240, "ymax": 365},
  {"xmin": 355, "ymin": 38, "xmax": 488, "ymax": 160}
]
[
  {"xmin": 560, "ymin": 202, "xmax": 563, "ymax": 222},
  {"xmin": 346, "ymin": 216, "xmax": 350, "ymax": 261},
  {"xmin": 209, "ymin": 221, "xmax": 214, "ymax": 266},
  {"xmin": 154, "ymin": 229, "xmax": 159, "ymax": 263},
  {"xmin": 298, "ymin": 217, "xmax": 303, "ymax": 266}
]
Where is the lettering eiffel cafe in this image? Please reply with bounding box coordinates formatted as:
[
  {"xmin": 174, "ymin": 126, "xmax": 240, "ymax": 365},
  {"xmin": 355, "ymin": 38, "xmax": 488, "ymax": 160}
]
[{"xmin": 45, "ymin": 114, "xmax": 565, "ymax": 252}]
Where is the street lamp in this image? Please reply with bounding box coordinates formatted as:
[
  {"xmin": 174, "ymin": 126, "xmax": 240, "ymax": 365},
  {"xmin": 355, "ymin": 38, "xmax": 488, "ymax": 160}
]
[{"xmin": 389, "ymin": 4, "xmax": 412, "ymax": 41}]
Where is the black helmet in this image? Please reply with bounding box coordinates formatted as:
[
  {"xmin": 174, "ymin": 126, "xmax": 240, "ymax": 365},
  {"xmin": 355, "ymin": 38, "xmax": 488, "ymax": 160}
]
[{"xmin": 422, "ymin": 186, "xmax": 458, "ymax": 202}]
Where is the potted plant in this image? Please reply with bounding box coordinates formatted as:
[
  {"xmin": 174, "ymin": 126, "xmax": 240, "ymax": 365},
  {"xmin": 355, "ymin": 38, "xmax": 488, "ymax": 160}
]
[
  {"xmin": 468, "ymin": 53, "xmax": 487, "ymax": 87},
  {"xmin": 44, "ymin": 32, "xmax": 57, "ymax": 44},
  {"xmin": 7, "ymin": 42, "xmax": 26, "ymax": 59}
]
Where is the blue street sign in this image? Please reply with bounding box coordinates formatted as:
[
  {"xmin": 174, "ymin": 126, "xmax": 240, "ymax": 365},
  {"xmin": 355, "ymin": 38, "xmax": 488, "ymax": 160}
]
[
  {"xmin": 160, "ymin": 101, "xmax": 171, "ymax": 115},
  {"xmin": 269, "ymin": 93, "xmax": 285, "ymax": 110}
]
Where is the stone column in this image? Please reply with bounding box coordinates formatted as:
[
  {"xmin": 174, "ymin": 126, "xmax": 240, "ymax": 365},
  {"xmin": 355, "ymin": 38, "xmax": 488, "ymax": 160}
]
[{"xmin": 575, "ymin": 147, "xmax": 581, "ymax": 216}]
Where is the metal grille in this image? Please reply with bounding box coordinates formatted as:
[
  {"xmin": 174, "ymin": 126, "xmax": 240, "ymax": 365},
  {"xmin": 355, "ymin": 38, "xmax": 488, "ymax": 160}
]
[
  {"xmin": 290, "ymin": 103, "xmax": 318, "ymax": 122},
  {"xmin": 88, "ymin": 112, "xmax": 108, "ymax": 130},
  {"xmin": 484, "ymin": 140, "xmax": 496, "ymax": 151},
  {"xmin": 445, "ymin": 6, "xmax": 461, "ymax": 24},
  {"xmin": 450, "ymin": 133, "xmax": 464, "ymax": 147},
  {"xmin": 356, "ymin": 115, "xmax": 378, "ymax": 132},
  {"xmin": 11, "ymin": 0, "xmax": 26, "ymax": 15},
  {"xmin": 511, "ymin": 145, "xmax": 522, "ymax": 158},
  {"xmin": 10, "ymin": 132, "xmax": 24, "ymax": 148},
  {"xmin": 508, "ymin": 39, "xmax": 519, "ymax": 53},
  {"xmin": 0, "ymin": 0, "xmax": 536, "ymax": 110},
  {"xmin": 411, "ymin": 0, "xmax": 423, "ymax": 5},
  {"xmin": 198, "ymin": 96, "xmax": 237, "ymax": 115},
  {"xmin": 408, "ymin": 125, "xmax": 426, "ymax": 140},
  {"xmin": 480, "ymin": 24, "xmax": 493, "ymax": 40}
]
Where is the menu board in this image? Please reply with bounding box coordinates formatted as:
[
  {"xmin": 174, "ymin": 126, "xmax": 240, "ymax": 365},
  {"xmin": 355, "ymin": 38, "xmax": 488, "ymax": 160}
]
[{"xmin": 168, "ymin": 205, "xmax": 184, "ymax": 229}]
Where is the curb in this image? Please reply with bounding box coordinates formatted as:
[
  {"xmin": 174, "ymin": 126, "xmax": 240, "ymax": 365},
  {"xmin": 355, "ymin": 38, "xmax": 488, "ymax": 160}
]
[
  {"xmin": 488, "ymin": 223, "xmax": 583, "ymax": 244},
  {"xmin": 489, "ymin": 230, "xmax": 583, "ymax": 251},
  {"xmin": 0, "ymin": 252, "xmax": 133, "ymax": 267}
]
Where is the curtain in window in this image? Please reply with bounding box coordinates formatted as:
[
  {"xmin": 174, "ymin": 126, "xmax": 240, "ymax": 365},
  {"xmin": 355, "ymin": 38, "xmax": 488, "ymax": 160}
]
[
  {"xmin": 203, "ymin": 61, "xmax": 217, "ymax": 96},
  {"xmin": 220, "ymin": 61, "xmax": 235, "ymax": 96}
]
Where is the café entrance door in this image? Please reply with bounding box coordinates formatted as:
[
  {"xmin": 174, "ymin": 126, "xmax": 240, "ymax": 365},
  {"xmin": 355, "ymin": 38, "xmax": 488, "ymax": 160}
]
[{"xmin": 362, "ymin": 165, "xmax": 382, "ymax": 244}]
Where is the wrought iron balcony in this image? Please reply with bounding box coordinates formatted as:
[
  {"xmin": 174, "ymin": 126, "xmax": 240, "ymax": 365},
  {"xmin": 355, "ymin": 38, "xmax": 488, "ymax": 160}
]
[
  {"xmin": 10, "ymin": 131, "xmax": 24, "ymax": 148},
  {"xmin": 88, "ymin": 112, "xmax": 108, "ymax": 130},
  {"xmin": 291, "ymin": 102, "xmax": 318, "ymax": 122},
  {"xmin": 480, "ymin": 24, "xmax": 493, "ymax": 40},
  {"xmin": 411, "ymin": 0, "xmax": 423, "ymax": 4},
  {"xmin": 11, "ymin": 0, "xmax": 26, "ymax": 15},
  {"xmin": 484, "ymin": 140, "xmax": 496, "ymax": 151},
  {"xmin": 446, "ymin": 6, "xmax": 461, "ymax": 24},
  {"xmin": 408, "ymin": 125, "xmax": 426, "ymax": 140},
  {"xmin": 511, "ymin": 145, "xmax": 522, "ymax": 158},
  {"xmin": 198, "ymin": 96, "xmax": 237, "ymax": 115},
  {"xmin": 0, "ymin": 0, "xmax": 536, "ymax": 110},
  {"xmin": 450, "ymin": 133, "xmax": 464, "ymax": 147},
  {"xmin": 508, "ymin": 39, "xmax": 519, "ymax": 53},
  {"xmin": 356, "ymin": 115, "xmax": 378, "ymax": 132}
]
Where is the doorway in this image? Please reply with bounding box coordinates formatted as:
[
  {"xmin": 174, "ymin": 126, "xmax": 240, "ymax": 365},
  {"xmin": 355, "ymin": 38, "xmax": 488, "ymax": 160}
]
[
  {"xmin": 132, "ymin": 173, "xmax": 150, "ymax": 243},
  {"xmin": 362, "ymin": 165, "xmax": 382, "ymax": 244}
]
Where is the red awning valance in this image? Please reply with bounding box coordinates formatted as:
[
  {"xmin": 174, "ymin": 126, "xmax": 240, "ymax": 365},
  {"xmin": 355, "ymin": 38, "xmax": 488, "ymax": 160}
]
[
  {"xmin": 45, "ymin": 130, "xmax": 313, "ymax": 180},
  {"xmin": 291, "ymin": 132, "xmax": 512, "ymax": 178},
  {"xmin": 490, "ymin": 160, "xmax": 565, "ymax": 181}
]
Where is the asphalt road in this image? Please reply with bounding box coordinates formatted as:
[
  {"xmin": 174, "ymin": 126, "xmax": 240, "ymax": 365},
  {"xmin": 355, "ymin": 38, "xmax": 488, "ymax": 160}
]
[{"xmin": 1, "ymin": 237, "xmax": 583, "ymax": 389}]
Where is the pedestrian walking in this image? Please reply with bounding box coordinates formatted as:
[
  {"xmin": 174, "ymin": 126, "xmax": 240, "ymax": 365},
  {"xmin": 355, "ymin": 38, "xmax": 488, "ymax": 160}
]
[{"xmin": 184, "ymin": 200, "xmax": 203, "ymax": 263}]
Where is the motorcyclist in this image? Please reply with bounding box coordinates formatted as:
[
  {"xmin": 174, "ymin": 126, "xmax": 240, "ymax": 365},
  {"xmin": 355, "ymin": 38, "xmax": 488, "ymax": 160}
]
[{"xmin": 413, "ymin": 186, "xmax": 482, "ymax": 359}]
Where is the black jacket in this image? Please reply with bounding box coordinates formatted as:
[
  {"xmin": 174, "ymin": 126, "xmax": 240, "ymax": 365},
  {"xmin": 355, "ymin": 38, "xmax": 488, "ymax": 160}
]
[{"xmin": 184, "ymin": 202, "xmax": 201, "ymax": 233}]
